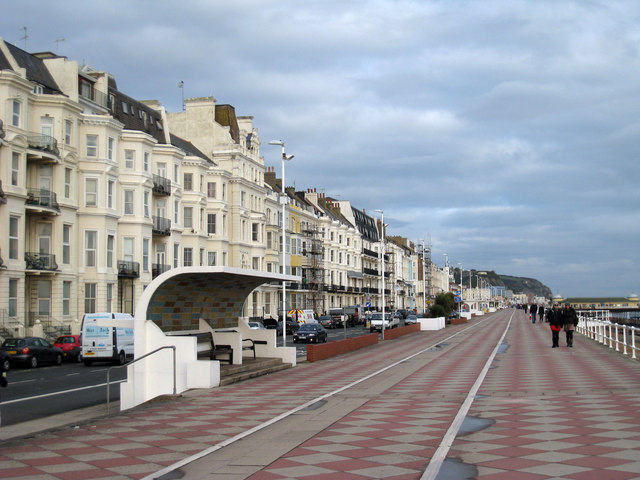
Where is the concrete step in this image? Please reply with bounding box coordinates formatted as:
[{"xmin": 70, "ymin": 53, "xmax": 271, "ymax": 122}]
[{"xmin": 219, "ymin": 357, "xmax": 292, "ymax": 386}]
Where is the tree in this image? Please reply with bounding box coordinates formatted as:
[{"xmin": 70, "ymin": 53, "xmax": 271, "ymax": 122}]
[{"xmin": 430, "ymin": 292, "xmax": 455, "ymax": 318}]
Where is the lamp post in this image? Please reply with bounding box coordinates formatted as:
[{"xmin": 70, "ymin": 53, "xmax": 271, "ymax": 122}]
[
  {"xmin": 458, "ymin": 263, "xmax": 463, "ymax": 315},
  {"xmin": 269, "ymin": 140, "xmax": 294, "ymax": 347},
  {"xmin": 421, "ymin": 239, "xmax": 427, "ymax": 315},
  {"xmin": 375, "ymin": 209, "xmax": 385, "ymax": 340}
]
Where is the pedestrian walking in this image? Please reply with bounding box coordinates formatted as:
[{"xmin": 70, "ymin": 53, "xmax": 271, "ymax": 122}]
[
  {"xmin": 563, "ymin": 304, "xmax": 579, "ymax": 347},
  {"xmin": 538, "ymin": 305, "xmax": 545, "ymax": 323},
  {"xmin": 548, "ymin": 304, "xmax": 563, "ymax": 348},
  {"xmin": 530, "ymin": 303, "xmax": 538, "ymax": 323}
]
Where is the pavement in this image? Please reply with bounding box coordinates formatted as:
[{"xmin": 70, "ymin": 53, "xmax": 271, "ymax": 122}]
[{"xmin": 1, "ymin": 308, "xmax": 640, "ymax": 480}]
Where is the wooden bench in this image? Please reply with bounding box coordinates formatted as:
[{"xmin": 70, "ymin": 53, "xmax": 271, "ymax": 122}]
[
  {"xmin": 181, "ymin": 331, "xmax": 234, "ymax": 364},
  {"xmin": 242, "ymin": 338, "xmax": 268, "ymax": 359}
]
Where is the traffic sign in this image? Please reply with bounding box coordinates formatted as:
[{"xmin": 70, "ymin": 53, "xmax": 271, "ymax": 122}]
[
  {"xmin": 455, "ymin": 290, "xmax": 461, "ymax": 296},
  {"xmin": 455, "ymin": 296, "xmax": 462, "ymax": 303},
  {"xmin": 366, "ymin": 302, "xmax": 371, "ymax": 308}
]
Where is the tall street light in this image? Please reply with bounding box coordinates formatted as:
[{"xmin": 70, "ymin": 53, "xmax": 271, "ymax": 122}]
[
  {"xmin": 420, "ymin": 239, "xmax": 427, "ymax": 315},
  {"xmin": 375, "ymin": 209, "xmax": 385, "ymax": 340},
  {"xmin": 269, "ymin": 140, "xmax": 294, "ymax": 347},
  {"xmin": 458, "ymin": 262, "xmax": 463, "ymax": 315}
]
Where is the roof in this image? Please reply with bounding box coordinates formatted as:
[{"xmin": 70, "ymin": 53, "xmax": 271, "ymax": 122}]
[
  {"xmin": 215, "ymin": 104, "xmax": 240, "ymax": 144},
  {"xmin": 170, "ymin": 134, "xmax": 213, "ymax": 163},
  {"xmin": 1, "ymin": 41, "xmax": 63, "ymax": 94},
  {"xmin": 565, "ymin": 297, "xmax": 638, "ymax": 304},
  {"xmin": 108, "ymin": 88, "xmax": 166, "ymax": 144}
]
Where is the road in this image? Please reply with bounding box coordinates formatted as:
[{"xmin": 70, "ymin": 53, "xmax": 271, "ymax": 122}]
[{"xmin": 0, "ymin": 321, "xmax": 403, "ymax": 428}]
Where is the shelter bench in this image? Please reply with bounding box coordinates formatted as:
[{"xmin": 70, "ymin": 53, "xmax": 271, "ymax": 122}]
[{"xmin": 184, "ymin": 331, "xmax": 234, "ymax": 364}]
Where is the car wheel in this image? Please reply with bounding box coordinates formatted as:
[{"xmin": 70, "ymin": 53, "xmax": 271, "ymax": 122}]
[
  {"xmin": 83, "ymin": 359, "xmax": 93, "ymax": 367},
  {"xmin": 30, "ymin": 356, "xmax": 38, "ymax": 368},
  {"xmin": 55, "ymin": 354, "xmax": 62, "ymax": 365},
  {"xmin": 117, "ymin": 351, "xmax": 126, "ymax": 365},
  {"xmin": 76, "ymin": 352, "xmax": 83, "ymax": 363},
  {"xmin": 2, "ymin": 358, "xmax": 9, "ymax": 372}
]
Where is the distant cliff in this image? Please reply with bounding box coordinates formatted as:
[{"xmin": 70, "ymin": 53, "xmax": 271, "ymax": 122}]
[{"xmin": 454, "ymin": 269, "xmax": 553, "ymax": 300}]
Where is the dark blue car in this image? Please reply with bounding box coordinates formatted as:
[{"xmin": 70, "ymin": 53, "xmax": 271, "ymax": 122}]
[{"xmin": 292, "ymin": 324, "xmax": 328, "ymax": 343}]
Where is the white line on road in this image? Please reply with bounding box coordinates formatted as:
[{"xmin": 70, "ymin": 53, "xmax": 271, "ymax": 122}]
[
  {"xmin": 144, "ymin": 316, "xmax": 492, "ymax": 480},
  {"xmin": 0, "ymin": 380, "xmax": 125, "ymax": 405}
]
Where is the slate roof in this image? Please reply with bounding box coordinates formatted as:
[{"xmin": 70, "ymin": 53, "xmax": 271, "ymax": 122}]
[
  {"xmin": 169, "ymin": 134, "xmax": 213, "ymax": 164},
  {"xmin": 108, "ymin": 88, "xmax": 166, "ymax": 144},
  {"xmin": 1, "ymin": 42, "xmax": 63, "ymax": 94},
  {"xmin": 351, "ymin": 206, "xmax": 379, "ymax": 242}
]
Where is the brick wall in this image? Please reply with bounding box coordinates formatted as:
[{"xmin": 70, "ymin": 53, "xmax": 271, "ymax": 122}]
[
  {"xmin": 306, "ymin": 333, "xmax": 379, "ymax": 362},
  {"xmin": 383, "ymin": 323, "xmax": 420, "ymax": 340}
]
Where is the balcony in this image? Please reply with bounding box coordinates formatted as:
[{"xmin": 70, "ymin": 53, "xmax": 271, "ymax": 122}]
[
  {"xmin": 25, "ymin": 252, "xmax": 58, "ymax": 271},
  {"xmin": 152, "ymin": 174, "xmax": 171, "ymax": 196},
  {"xmin": 27, "ymin": 132, "xmax": 60, "ymax": 159},
  {"xmin": 362, "ymin": 247, "xmax": 378, "ymax": 258},
  {"xmin": 363, "ymin": 267, "xmax": 379, "ymax": 276},
  {"xmin": 118, "ymin": 260, "xmax": 140, "ymax": 278},
  {"xmin": 152, "ymin": 216, "xmax": 171, "ymax": 236},
  {"xmin": 25, "ymin": 188, "xmax": 60, "ymax": 213},
  {"xmin": 152, "ymin": 263, "xmax": 171, "ymax": 279},
  {"xmin": 79, "ymin": 84, "xmax": 109, "ymax": 109}
]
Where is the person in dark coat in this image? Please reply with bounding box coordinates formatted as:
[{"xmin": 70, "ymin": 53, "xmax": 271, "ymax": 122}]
[
  {"xmin": 562, "ymin": 304, "xmax": 579, "ymax": 347},
  {"xmin": 548, "ymin": 304, "xmax": 564, "ymax": 348},
  {"xmin": 530, "ymin": 303, "xmax": 538, "ymax": 323}
]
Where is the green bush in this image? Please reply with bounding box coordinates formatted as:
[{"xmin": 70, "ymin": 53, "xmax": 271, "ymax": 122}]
[{"xmin": 429, "ymin": 304, "xmax": 445, "ymax": 318}]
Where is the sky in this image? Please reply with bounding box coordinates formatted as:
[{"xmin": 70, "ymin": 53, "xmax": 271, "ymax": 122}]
[{"xmin": 2, "ymin": 0, "xmax": 639, "ymax": 298}]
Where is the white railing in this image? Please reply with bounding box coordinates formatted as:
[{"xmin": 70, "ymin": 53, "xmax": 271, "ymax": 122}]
[{"xmin": 577, "ymin": 311, "xmax": 638, "ymax": 359}]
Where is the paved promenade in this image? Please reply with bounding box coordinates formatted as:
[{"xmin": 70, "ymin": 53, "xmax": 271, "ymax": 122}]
[{"xmin": 1, "ymin": 308, "xmax": 640, "ymax": 479}]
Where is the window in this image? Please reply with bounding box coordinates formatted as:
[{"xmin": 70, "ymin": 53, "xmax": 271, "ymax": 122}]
[
  {"xmin": 37, "ymin": 280, "xmax": 51, "ymax": 316},
  {"xmin": 222, "ymin": 183, "xmax": 226, "ymax": 200},
  {"xmin": 184, "ymin": 207, "xmax": 193, "ymax": 228},
  {"xmin": 173, "ymin": 243, "xmax": 179, "ymax": 268},
  {"xmin": 63, "ymin": 225, "xmax": 71, "ymax": 264},
  {"xmin": 252, "ymin": 223, "xmax": 259, "ymax": 242},
  {"xmin": 86, "ymin": 135, "xmax": 98, "ymax": 157},
  {"xmin": 143, "ymin": 191, "xmax": 150, "ymax": 217},
  {"xmin": 125, "ymin": 150, "xmax": 135, "ymax": 169},
  {"xmin": 207, "ymin": 214, "xmax": 216, "ymax": 234},
  {"xmin": 85, "ymin": 230, "xmax": 97, "ymax": 267},
  {"xmin": 143, "ymin": 238, "xmax": 150, "ymax": 272},
  {"xmin": 64, "ymin": 120, "xmax": 72, "ymax": 145},
  {"xmin": 184, "ymin": 173, "xmax": 193, "ymax": 191},
  {"xmin": 207, "ymin": 251, "xmax": 217, "ymax": 266},
  {"xmin": 174, "ymin": 164, "xmax": 179, "ymax": 182},
  {"xmin": 11, "ymin": 152, "xmax": 19, "ymax": 186},
  {"xmin": 267, "ymin": 232, "xmax": 273, "ymax": 249},
  {"xmin": 106, "ymin": 284, "xmax": 113, "ymax": 311},
  {"xmin": 41, "ymin": 116, "xmax": 53, "ymax": 139},
  {"xmin": 200, "ymin": 248, "xmax": 205, "ymax": 266},
  {"xmin": 121, "ymin": 101, "xmax": 128, "ymax": 114},
  {"xmin": 63, "ymin": 281, "xmax": 71, "ymax": 316},
  {"xmin": 241, "ymin": 191, "xmax": 246, "ymax": 207},
  {"xmin": 65, "ymin": 168, "xmax": 72, "ymax": 198},
  {"xmin": 107, "ymin": 234, "xmax": 114, "ymax": 268},
  {"xmin": 207, "ymin": 182, "xmax": 216, "ymax": 198},
  {"xmin": 85, "ymin": 178, "xmax": 97, "ymax": 206},
  {"xmin": 12, "ymin": 100, "xmax": 20, "ymax": 126},
  {"xmin": 9, "ymin": 216, "xmax": 19, "ymax": 260},
  {"xmin": 85, "ymin": 283, "xmax": 97, "ymax": 314},
  {"xmin": 108, "ymin": 137, "xmax": 114, "ymax": 160},
  {"xmin": 123, "ymin": 237, "xmax": 134, "ymax": 262},
  {"xmin": 174, "ymin": 200, "xmax": 179, "ymax": 224},
  {"xmin": 107, "ymin": 180, "xmax": 114, "ymax": 208},
  {"xmin": 124, "ymin": 190, "xmax": 134, "ymax": 215},
  {"xmin": 9, "ymin": 279, "xmax": 18, "ymax": 318},
  {"xmin": 143, "ymin": 152, "xmax": 149, "ymax": 172},
  {"xmin": 183, "ymin": 247, "xmax": 193, "ymax": 267}
]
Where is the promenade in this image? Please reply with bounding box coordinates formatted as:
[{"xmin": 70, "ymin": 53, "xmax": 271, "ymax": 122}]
[{"xmin": 1, "ymin": 308, "xmax": 640, "ymax": 479}]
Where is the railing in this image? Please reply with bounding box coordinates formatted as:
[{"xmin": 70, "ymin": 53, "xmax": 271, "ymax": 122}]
[
  {"xmin": 363, "ymin": 267, "xmax": 379, "ymax": 276},
  {"xmin": 577, "ymin": 314, "xmax": 637, "ymax": 359},
  {"xmin": 152, "ymin": 215, "xmax": 171, "ymax": 235},
  {"xmin": 0, "ymin": 118, "xmax": 5, "ymax": 139},
  {"xmin": 152, "ymin": 263, "xmax": 171, "ymax": 278},
  {"xmin": 117, "ymin": 260, "xmax": 140, "ymax": 278},
  {"xmin": 362, "ymin": 247, "xmax": 378, "ymax": 258},
  {"xmin": 27, "ymin": 133, "xmax": 59, "ymax": 156},
  {"xmin": 25, "ymin": 252, "xmax": 58, "ymax": 271},
  {"xmin": 152, "ymin": 174, "xmax": 171, "ymax": 196},
  {"xmin": 106, "ymin": 345, "xmax": 176, "ymax": 414},
  {"xmin": 79, "ymin": 85, "xmax": 109, "ymax": 109},
  {"xmin": 26, "ymin": 188, "xmax": 60, "ymax": 211}
]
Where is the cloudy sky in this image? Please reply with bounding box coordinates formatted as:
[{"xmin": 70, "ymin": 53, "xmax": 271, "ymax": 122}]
[{"xmin": 2, "ymin": 0, "xmax": 639, "ymax": 297}]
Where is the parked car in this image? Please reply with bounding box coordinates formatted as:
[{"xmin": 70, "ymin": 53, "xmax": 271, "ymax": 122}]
[
  {"xmin": 53, "ymin": 334, "xmax": 83, "ymax": 362},
  {"xmin": 318, "ymin": 315, "xmax": 334, "ymax": 329},
  {"xmin": 1, "ymin": 351, "xmax": 9, "ymax": 372},
  {"xmin": 293, "ymin": 324, "xmax": 328, "ymax": 343},
  {"xmin": 405, "ymin": 314, "xmax": 418, "ymax": 325},
  {"xmin": 263, "ymin": 318, "xmax": 278, "ymax": 329},
  {"xmin": 369, "ymin": 313, "xmax": 399, "ymax": 333},
  {"xmin": 0, "ymin": 337, "xmax": 63, "ymax": 368},
  {"xmin": 277, "ymin": 319, "xmax": 299, "ymax": 334},
  {"xmin": 248, "ymin": 321, "xmax": 265, "ymax": 330}
]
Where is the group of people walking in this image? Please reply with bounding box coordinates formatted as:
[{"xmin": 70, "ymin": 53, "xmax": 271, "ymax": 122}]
[{"xmin": 525, "ymin": 303, "xmax": 579, "ymax": 348}]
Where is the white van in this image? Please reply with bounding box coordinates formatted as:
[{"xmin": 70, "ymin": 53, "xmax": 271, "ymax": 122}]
[{"xmin": 81, "ymin": 313, "xmax": 134, "ymax": 366}]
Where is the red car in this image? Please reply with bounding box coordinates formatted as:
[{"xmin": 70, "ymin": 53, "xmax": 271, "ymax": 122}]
[{"xmin": 53, "ymin": 334, "xmax": 83, "ymax": 362}]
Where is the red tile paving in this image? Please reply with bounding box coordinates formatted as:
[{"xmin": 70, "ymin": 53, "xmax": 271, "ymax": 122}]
[{"xmin": 1, "ymin": 309, "xmax": 639, "ymax": 479}]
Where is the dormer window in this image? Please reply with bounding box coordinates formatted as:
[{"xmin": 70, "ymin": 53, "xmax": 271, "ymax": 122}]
[
  {"xmin": 121, "ymin": 101, "xmax": 128, "ymax": 114},
  {"xmin": 33, "ymin": 84, "xmax": 44, "ymax": 94}
]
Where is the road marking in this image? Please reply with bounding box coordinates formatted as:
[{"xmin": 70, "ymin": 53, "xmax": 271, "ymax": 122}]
[
  {"xmin": 4, "ymin": 378, "xmax": 37, "ymax": 385},
  {"xmin": 421, "ymin": 310, "xmax": 514, "ymax": 480},
  {"xmin": 0, "ymin": 380, "xmax": 126, "ymax": 405},
  {"xmin": 144, "ymin": 316, "xmax": 491, "ymax": 480}
]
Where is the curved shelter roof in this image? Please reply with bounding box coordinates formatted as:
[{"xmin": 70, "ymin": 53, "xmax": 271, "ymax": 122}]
[{"xmin": 139, "ymin": 267, "xmax": 299, "ymax": 331}]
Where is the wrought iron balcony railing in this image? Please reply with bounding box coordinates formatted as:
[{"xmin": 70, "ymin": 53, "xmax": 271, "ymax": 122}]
[
  {"xmin": 27, "ymin": 133, "xmax": 59, "ymax": 156},
  {"xmin": 152, "ymin": 216, "xmax": 171, "ymax": 236},
  {"xmin": 152, "ymin": 174, "xmax": 171, "ymax": 196},
  {"xmin": 25, "ymin": 252, "xmax": 58, "ymax": 271},
  {"xmin": 117, "ymin": 260, "xmax": 140, "ymax": 278},
  {"xmin": 26, "ymin": 188, "xmax": 59, "ymax": 211},
  {"xmin": 152, "ymin": 263, "xmax": 171, "ymax": 278}
]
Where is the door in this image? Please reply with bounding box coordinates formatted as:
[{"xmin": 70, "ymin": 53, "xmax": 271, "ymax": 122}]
[
  {"xmin": 37, "ymin": 222, "xmax": 52, "ymax": 268},
  {"xmin": 39, "ymin": 165, "xmax": 53, "ymax": 207}
]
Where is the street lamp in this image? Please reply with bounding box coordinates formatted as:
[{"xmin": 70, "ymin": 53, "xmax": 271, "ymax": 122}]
[
  {"xmin": 420, "ymin": 239, "xmax": 427, "ymax": 316},
  {"xmin": 375, "ymin": 209, "xmax": 385, "ymax": 340},
  {"xmin": 458, "ymin": 262, "xmax": 463, "ymax": 315},
  {"xmin": 269, "ymin": 140, "xmax": 294, "ymax": 347}
]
